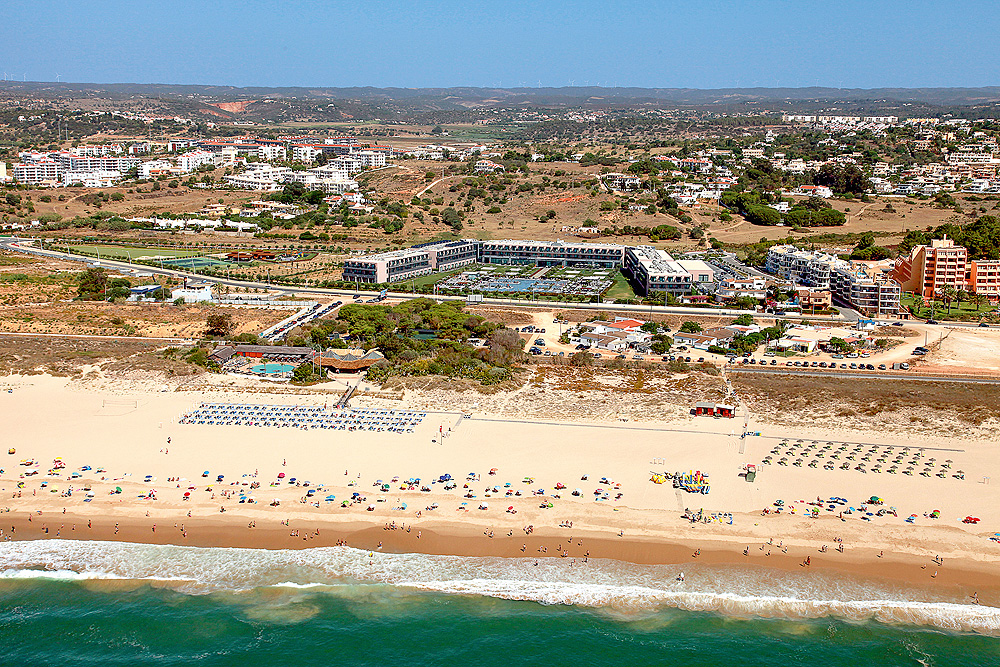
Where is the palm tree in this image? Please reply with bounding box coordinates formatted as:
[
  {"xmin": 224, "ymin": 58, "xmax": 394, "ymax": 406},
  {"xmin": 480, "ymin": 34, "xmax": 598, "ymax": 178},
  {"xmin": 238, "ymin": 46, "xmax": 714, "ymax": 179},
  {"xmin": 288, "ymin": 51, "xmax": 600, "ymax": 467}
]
[
  {"xmin": 941, "ymin": 285, "xmax": 958, "ymax": 315},
  {"xmin": 956, "ymin": 289, "xmax": 969, "ymax": 312}
]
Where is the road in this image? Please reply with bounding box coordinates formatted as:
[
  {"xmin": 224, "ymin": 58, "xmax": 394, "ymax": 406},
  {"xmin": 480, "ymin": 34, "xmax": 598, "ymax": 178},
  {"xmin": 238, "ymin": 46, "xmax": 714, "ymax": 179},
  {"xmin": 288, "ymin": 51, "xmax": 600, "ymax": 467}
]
[
  {"xmin": 0, "ymin": 238, "xmax": 835, "ymax": 321},
  {"xmin": 3, "ymin": 237, "xmax": 993, "ymax": 330},
  {"xmin": 728, "ymin": 367, "xmax": 1000, "ymax": 384}
]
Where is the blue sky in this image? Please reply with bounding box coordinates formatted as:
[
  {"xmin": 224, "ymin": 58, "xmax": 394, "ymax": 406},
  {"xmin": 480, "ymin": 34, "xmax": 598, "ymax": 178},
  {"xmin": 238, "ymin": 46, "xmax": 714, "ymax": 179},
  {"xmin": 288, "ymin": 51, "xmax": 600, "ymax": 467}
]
[{"xmin": 2, "ymin": 0, "xmax": 997, "ymax": 89}]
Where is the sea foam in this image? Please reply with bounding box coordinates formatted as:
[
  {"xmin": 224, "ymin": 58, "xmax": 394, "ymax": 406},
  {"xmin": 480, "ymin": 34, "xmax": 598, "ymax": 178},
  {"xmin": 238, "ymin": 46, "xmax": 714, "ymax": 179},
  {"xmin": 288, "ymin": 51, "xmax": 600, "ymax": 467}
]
[{"xmin": 0, "ymin": 540, "xmax": 996, "ymax": 634}]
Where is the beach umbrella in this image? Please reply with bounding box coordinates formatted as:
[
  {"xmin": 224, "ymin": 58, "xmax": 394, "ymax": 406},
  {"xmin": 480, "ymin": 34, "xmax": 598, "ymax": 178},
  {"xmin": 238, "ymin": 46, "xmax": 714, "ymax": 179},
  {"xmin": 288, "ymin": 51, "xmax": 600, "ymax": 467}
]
[{"xmin": 277, "ymin": 472, "xmax": 285, "ymax": 479}]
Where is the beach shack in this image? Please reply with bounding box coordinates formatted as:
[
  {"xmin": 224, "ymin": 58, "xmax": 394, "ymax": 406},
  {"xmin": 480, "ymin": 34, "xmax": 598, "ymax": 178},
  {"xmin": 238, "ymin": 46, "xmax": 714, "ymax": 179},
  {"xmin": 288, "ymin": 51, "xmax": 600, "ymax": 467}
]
[
  {"xmin": 716, "ymin": 403, "xmax": 735, "ymax": 418},
  {"xmin": 694, "ymin": 401, "xmax": 716, "ymax": 416},
  {"xmin": 694, "ymin": 401, "xmax": 735, "ymax": 418}
]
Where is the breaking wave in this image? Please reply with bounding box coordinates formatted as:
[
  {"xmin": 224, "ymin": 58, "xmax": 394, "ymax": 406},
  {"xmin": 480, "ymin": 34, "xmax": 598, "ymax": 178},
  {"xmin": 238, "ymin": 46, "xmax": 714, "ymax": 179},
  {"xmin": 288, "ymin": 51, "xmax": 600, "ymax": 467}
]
[{"xmin": 0, "ymin": 540, "xmax": 996, "ymax": 634}]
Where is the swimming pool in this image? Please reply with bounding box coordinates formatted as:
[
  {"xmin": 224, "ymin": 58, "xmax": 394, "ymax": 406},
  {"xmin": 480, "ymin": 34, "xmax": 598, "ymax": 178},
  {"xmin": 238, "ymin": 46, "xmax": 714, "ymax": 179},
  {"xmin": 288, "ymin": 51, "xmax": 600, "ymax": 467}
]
[{"xmin": 250, "ymin": 363, "xmax": 296, "ymax": 375}]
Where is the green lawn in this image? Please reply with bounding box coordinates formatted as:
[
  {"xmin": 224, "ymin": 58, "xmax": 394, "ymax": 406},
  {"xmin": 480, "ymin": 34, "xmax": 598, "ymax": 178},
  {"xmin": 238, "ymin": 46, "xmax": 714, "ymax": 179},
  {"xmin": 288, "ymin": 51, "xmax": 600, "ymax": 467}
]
[
  {"xmin": 604, "ymin": 270, "xmax": 639, "ymax": 301},
  {"xmin": 900, "ymin": 293, "xmax": 995, "ymax": 321},
  {"xmin": 69, "ymin": 244, "xmax": 205, "ymax": 260}
]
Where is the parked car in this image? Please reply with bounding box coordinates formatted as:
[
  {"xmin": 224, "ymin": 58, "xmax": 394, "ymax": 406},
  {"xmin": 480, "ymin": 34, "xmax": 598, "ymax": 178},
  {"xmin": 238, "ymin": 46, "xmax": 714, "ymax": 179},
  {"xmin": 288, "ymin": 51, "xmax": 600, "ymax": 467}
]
[{"xmin": 878, "ymin": 364, "xmax": 886, "ymax": 370}]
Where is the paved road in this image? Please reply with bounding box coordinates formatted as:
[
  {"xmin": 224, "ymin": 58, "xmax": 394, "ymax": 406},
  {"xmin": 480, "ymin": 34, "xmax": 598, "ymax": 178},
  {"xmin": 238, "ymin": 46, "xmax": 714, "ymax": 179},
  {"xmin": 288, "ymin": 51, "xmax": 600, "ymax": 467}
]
[
  {"xmin": 0, "ymin": 238, "xmax": 841, "ymax": 322},
  {"xmin": 3, "ymin": 238, "xmax": 994, "ymax": 329},
  {"xmin": 729, "ymin": 367, "xmax": 1000, "ymax": 384}
]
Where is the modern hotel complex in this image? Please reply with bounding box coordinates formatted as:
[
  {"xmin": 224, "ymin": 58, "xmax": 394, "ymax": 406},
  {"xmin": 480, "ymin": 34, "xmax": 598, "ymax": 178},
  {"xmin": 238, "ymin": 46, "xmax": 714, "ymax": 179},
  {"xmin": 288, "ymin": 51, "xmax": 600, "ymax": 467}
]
[
  {"xmin": 623, "ymin": 246, "xmax": 693, "ymax": 296},
  {"xmin": 765, "ymin": 245, "xmax": 902, "ymax": 316},
  {"xmin": 342, "ymin": 239, "xmax": 708, "ymax": 293},
  {"xmin": 342, "ymin": 240, "xmax": 479, "ymax": 284}
]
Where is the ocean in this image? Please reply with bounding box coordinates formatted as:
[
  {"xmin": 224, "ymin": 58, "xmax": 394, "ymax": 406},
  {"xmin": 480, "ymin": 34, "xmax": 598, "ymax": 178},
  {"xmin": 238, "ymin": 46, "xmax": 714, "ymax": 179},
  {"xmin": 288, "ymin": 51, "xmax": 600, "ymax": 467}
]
[{"xmin": 1, "ymin": 540, "xmax": 998, "ymax": 666}]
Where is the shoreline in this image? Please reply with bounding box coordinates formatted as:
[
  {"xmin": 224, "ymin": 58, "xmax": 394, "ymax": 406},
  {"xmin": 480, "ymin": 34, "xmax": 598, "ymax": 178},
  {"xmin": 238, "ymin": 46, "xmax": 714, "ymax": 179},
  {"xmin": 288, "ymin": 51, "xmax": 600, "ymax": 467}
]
[
  {"xmin": 5, "ymin": 511, "xmax": 1000, "ymax": 607},
  {"xmin": 3, "ymin": 371, "xmax": 1000, "ymax": 614}
]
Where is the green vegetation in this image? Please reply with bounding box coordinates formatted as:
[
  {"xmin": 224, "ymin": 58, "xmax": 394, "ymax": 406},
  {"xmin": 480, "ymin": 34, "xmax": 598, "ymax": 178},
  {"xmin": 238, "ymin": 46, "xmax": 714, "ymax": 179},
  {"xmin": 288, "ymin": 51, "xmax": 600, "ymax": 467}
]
[
  {"xmin": 69, "ymin": 244, "xmax": 204, "ymax": 260},
  {"xmin": 899, "ymin": 215, "xmax": 1000, "ymax": 260},
  {"xmin": 901, "ymin": 292, "xmax": 995, "ymax": 321},
  {"xmin": 604, "ymin": 270, "xmax": 639, "ymax": 302},
  {"xmin": 76, "ymin": 267, "xmax": 131, "ymax": 301},
  {"xmin": 335, "ymin": 298, "xmax": 521, "ymax": 385}
]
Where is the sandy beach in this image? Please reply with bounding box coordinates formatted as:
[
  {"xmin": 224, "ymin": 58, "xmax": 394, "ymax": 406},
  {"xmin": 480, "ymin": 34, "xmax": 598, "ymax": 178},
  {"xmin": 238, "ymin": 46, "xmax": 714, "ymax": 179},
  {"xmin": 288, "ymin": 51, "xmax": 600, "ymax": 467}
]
[{"xmin": 2, "ymin": 372, "xmax": 999, "ymax": 605}]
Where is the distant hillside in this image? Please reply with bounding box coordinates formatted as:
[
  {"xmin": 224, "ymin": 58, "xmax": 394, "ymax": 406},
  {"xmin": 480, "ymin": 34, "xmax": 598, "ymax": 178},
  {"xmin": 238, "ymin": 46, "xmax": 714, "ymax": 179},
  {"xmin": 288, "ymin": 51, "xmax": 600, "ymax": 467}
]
[{"xmin": 2, "ymin": 81, "xmax": 1000, "ymax": 107}]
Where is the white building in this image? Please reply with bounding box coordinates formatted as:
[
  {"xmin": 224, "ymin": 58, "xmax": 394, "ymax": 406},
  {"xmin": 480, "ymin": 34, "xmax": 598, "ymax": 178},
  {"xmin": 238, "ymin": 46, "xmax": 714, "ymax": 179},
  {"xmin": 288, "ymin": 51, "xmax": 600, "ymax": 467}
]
[
  {"xmin": 177, "ymin": 150, "xmax": 218, "ymax": 172},
  {"xmin": 623, "ymin": 246, "xmax": 692, "ymax": 296},
  {"xmin": 13, "ymin": 159, "xmax": 62, "ymax": 185},
  {"xmin": 474, "ymin": 159, "xmax": 504, "ymax": 173},
  {"xmin": 171, "ymin": 284, "xmax": 214, "ymax": 303},
  {"xmin": 62, "ymin": 170, "xmax": 122, "ymax": 187},
  {"xmin": 224, "ymin": 165, "xmax": 292, "ymax": 191},
  {"xmin": 258, "ymin": 145, "xmax": 287, "ymax": 162},
  {"xmin": 766, "ymin": 245, "xmax": 901, "ymax": 316},
  {"xmin": 354, "ymin": 150, "xmax": 386, "ymax": 169},
  {"xmin": 139, "ymin": 159, "xmax": 177, "ymax": 179}
]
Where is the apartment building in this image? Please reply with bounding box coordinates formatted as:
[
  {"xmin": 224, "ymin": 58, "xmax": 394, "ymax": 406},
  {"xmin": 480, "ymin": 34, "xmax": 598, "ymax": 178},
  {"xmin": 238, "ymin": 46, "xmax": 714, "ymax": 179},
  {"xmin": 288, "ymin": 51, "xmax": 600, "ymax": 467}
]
[
  {"xmin": 257, "ymin": 145, "xmax": 287, "ymax": 162},
  {"xmin": 355, "ymin": 150, "xmax": 386, "ymax": 169},
  {"xmin": 224, "ymin": 165, "xmax": 292, "ymax": 190},
  {"xmin": 601, "ymin": 173, "xmax": 642, "ymax": 191},
  {"xmin": 177, "ymin": 150, "xmax": 218, "ymax": 173},
  {"xmin": 890, "ymin": 236, "xmax": 1000, "ymax": 300},
  {"xmin": 62, "ymin": 170, "xmax": 121, "ymax": 187},
  {"xmin": 477, "ymin": 239, "xmax": 624, "ymax": 268},
  {"xmin": 292, "ymin": 145, "xmax": 324, "ymax": 163},
  {"xmin": 55, "ymin": 154, "xmax": 140, "ymax": 173},
  {"xmin": 73, "ymin": 144, "xmax": 124, "ymax": 156},
  {"xmin": 12, "ymin": 159, "xmax": 61, "ymax": 184},
  {"xmin": 766, "ymin": 245, "xmax": 901, "ymax": 315},
  {"xmin": 968, "ymin": 260, "xmax": 1000, "ymax": 300},
  {"xmin": 623, "ymin": 246, "xmax": 692, "ymax": 296},
  {"xmin": 889, "ymin": 236, "xmax": 968, "ymax": 298}
]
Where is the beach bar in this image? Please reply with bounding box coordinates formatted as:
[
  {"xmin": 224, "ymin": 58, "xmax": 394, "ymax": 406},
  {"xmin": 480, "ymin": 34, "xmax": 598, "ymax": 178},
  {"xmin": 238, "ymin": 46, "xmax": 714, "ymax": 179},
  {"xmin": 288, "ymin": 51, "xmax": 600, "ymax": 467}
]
[{"xmin": 693, "ymin": 402, "xmax": 735, "ymax": 418}]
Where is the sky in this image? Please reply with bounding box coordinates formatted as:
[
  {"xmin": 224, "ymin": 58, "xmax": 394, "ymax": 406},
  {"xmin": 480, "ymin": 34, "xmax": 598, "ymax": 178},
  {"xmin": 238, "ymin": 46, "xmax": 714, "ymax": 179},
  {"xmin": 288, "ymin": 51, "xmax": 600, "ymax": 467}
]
[{"xmin": 1, "ymin": 0, "xmax": 998, "ymax": 89}]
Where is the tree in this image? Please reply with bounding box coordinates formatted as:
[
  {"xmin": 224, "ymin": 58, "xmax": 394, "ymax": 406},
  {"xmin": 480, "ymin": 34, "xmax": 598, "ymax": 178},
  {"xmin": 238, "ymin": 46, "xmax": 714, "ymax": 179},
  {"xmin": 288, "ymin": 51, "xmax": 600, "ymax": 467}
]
[
  {"xmin": 205, "ymin": 313, "xmax": 234, "ymax": 337},
  {"xmin": 680, "ymin": 321, "xmax": 702, "ymax": 333},
  {"xmin": 441, "ymin": 207, "xmax": 463, "ymax": 232},
  {"xmin": 733, "ymin": 314, "xmax": 755, "ymax": 326},
  {"xmin": 650, "ymin": 335, "xmax": 672, "ymax": 354},
  {"xmin": 77, "ymin": 267, "xmax": 108, "ymax": 300}
]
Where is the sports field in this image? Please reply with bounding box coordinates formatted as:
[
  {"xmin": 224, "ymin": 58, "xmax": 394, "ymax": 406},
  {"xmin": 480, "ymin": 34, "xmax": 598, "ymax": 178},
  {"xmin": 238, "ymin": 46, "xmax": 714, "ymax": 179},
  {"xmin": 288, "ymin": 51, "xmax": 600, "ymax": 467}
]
[{"xmin": 69, "ymin": 245, "xmax": 205, "ymax": 261}]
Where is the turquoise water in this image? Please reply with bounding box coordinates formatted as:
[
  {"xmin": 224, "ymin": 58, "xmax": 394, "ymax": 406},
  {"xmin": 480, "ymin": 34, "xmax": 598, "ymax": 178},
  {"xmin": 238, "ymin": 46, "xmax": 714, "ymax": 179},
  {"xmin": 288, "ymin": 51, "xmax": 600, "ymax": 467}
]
[
  {"xmin": 251, "ymin": 363, "xmax": 296, "ymax": 374},
  {"xmin": 1, "ymin": 541, "xmax": 998, "ymax": 666}
]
